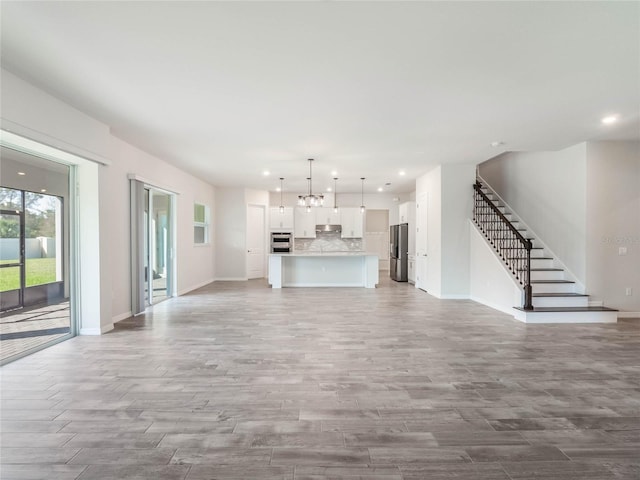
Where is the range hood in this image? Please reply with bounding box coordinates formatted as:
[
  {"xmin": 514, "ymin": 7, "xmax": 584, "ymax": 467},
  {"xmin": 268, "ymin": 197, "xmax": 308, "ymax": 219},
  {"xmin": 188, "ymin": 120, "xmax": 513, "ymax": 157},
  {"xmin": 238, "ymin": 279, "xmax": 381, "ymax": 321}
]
[{"xmin": 315, "ymin": 224, "xmax": 342, "ymax": 233}]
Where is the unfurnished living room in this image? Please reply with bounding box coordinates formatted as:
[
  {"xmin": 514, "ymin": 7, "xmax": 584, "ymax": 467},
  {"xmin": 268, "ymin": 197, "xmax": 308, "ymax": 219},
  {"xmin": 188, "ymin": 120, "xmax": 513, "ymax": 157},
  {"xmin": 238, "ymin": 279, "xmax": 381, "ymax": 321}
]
[{"xmin": 0, "ymin": 2, "xmax": 639, "ymax": 480}]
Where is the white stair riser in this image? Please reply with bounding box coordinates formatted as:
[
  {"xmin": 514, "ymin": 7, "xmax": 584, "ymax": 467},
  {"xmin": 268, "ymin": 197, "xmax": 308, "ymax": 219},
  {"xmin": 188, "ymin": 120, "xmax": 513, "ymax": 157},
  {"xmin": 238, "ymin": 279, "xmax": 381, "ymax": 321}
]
[
  {"xmin": 531, "ymin": 258, "xmax": 555, "ymax": 269},
  {"xmin": 531, "ymin": 282, "xmax": 575, "ymax": 294},
  {"xmin": 530, "ymin": 270, "xmax": 565, "ymax": 281},
  {"xmin": 532, "ymin": 296, "xmax": 589, "ymax": 308},
  {"xmin": 515, "ymin": 310, "xmax": 617, "ymax": 324}
]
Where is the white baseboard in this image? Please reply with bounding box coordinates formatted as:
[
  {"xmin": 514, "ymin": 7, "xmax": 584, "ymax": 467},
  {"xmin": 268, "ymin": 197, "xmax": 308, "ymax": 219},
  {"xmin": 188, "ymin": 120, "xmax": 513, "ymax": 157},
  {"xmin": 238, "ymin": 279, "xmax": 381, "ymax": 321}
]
[
  {"xmin": 214, "ymin": 277, "xmax": 249, "ymax": 282},
  {"xmin": 618, "ymin": 312, "xmax": 640, "ymax": 319},
  {"xmin": 112, "ymin": 311, "xmax": 132, "ymax": 323},
  {"xmin": 438, "ymin": 294, "xmax": 470, "ymax": 300},
  {"xmin": 79, "ymin": 323, "xmax": 114, "ymax": 335},
  {"xmin": 177, "ymin": 278, "xmax": 215, "ymax": 296}
]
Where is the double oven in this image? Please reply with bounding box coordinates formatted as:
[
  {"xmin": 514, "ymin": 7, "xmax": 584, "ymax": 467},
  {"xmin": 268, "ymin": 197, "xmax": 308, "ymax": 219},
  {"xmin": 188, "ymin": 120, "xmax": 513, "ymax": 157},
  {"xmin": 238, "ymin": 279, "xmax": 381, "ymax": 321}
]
[{"xmin": 270, "ymin": 232, "xmax": 292, "ymax": 253}]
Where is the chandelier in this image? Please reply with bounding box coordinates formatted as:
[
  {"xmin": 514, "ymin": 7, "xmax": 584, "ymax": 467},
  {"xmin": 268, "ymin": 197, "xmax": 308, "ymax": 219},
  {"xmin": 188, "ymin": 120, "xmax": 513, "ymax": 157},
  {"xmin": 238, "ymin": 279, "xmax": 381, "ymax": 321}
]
[{"xmin": 297, "ymin": 158, "xmax": 324, "ymax": 210}]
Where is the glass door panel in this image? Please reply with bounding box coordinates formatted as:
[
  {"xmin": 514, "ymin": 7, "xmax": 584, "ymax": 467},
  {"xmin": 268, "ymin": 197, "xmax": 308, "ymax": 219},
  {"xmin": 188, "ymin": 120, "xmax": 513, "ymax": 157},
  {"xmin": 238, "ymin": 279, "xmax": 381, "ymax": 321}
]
[
  {"xmin": 150, "ymin": 190, "xmax": 170, "ymax": 303},
  {"xmin": 24, "ymin": 192, "xmax": 63, "ymax": 288},
  {"xmin": 0, "ymin": 211, "xmax": 24, "ymax": 312}
]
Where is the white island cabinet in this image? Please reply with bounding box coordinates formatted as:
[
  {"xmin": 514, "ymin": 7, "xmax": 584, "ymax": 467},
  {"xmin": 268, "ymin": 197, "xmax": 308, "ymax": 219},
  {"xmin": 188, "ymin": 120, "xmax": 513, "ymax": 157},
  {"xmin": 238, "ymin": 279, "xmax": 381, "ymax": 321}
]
[{"xmin": 269, "ymin": 253, "xmax": 379, "ymax": 288}]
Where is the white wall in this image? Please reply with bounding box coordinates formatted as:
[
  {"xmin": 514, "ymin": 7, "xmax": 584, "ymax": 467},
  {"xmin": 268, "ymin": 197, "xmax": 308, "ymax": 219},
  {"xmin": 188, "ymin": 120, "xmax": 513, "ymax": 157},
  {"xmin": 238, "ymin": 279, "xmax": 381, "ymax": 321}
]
[
  {"xmin": 108, "ymin": 137, "xmax": 216, "ymax": 318},
  {"xmin": 214, "ymin": 188, "xmax": 247, "ymax": 280},
  {"xmin": 469, "ymin": 221, "xmax": 522, "ymax": 316},
  {"xmin": 586, "ymin": 141, "xmax": 640, "ymax": 313},
  {"xmin": 2, "ymin": 68, "xmax": 216, "ymax": 331},
  {"xmin": 479, "ymin": 144, "xmax": 587, "ymax": 284},
  {"xmin": 415, "ymin": 163, "xmax": 475, "ymax": 298},
  {"xmin": 1, "ymin": 69, "xmax": 110, "ymax": 163},
  {"xmin": 441, "ymin": 164, "xmax": 475, "ymax": 297}
]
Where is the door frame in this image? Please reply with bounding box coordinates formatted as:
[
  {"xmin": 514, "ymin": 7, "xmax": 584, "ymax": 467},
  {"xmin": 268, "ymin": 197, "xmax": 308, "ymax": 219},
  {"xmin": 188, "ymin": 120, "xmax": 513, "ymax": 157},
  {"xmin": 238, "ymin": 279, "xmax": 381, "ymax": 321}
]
[{"xmin": 416, "ymin": 191, "xmax": 428, "ymax": 291}]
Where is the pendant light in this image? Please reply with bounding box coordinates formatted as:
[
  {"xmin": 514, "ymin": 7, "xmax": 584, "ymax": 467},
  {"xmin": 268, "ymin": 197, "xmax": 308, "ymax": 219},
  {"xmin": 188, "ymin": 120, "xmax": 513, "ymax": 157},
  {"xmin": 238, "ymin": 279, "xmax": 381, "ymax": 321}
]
[
  {"xmin": 297, "ymin": 158, "xmax": 324, "ymax": 208},
  {"xmin": 278, "ymin": 178, "xmax": 285, "ymax": 214},
  {"xmin": 360, "ymin": 177, "xmax": 366, "ymax": 213},
  {"xmin": 305, "ymin": 178, "xmax": 312, "ymax": 213},
  {"xmin": 333, "ymin": 177, "xmax": 339, "ymax": 213}
]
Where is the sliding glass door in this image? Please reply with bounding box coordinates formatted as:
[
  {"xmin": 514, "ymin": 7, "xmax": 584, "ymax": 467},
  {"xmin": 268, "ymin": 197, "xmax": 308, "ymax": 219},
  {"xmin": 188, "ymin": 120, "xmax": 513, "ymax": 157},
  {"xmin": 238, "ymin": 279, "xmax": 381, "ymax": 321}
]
[
  {"xmin": 131, "ymin": 180, "xmax": 174, "ymax": 315},
  {"xmin": 0, "ymin": 151, "xmax": 72, "ymax": 364}
]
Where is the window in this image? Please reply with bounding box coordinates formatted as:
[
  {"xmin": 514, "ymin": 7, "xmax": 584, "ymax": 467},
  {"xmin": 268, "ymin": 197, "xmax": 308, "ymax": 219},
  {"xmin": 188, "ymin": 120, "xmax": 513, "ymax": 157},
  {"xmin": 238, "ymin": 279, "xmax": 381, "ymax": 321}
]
[{"xmin": 194, "ymin": 203, "xmax": 209, "ymax": 245}]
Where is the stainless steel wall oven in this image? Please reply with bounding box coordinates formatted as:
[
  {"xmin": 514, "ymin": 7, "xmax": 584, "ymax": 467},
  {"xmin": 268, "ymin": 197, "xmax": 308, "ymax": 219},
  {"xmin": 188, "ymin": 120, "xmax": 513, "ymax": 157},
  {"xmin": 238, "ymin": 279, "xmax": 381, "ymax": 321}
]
[{"xmin": 270, "ymin": 232, "xmax": 292, "ymax": 253}]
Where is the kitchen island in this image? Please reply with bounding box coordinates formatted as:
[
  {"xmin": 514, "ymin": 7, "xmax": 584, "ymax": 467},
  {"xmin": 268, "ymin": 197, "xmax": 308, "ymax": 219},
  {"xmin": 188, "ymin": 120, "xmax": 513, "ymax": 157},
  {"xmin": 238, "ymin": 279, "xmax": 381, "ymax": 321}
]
[{"xmin": 268, "ymin": 252, "xmax": 379, "ymax": 288}]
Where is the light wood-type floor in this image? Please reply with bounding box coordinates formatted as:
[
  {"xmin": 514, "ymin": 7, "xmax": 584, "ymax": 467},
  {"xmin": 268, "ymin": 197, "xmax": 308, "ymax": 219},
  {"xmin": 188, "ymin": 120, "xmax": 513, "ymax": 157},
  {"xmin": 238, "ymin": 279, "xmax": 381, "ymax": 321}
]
[
  {"xmin": 0, "ymin": 301, "xmax": 71, "ymax": 363},
  {"xmin": 1, "ymin": 278, "xmax": 639, "ymax": 480}
]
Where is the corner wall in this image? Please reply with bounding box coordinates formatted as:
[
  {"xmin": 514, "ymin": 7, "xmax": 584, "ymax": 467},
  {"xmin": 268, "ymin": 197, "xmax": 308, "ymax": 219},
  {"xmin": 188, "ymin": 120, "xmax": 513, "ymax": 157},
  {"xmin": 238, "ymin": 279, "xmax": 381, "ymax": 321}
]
[
  {"xmin": 586, "ymin": 141, "xmax": 640, "ymax": 313},
  {"xmin": 415, "ymin": 163, "xmax": 475, "ymax": 298}
]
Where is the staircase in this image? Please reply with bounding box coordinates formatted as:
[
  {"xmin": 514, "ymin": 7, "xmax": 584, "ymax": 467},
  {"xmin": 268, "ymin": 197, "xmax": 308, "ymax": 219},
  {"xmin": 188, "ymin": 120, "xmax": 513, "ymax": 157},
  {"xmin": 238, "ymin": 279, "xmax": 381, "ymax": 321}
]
[{"xmin": 474, "ymin": 180, "xmax": 617, "ymax": 323}]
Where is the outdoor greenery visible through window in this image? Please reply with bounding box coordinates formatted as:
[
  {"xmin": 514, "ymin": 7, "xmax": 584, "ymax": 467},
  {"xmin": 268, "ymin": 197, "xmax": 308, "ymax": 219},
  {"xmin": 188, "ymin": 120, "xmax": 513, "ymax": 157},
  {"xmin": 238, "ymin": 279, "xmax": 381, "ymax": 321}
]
[
  {"xmin": 0, "ymin": 187, "xmax": 62, "ymax": 291},
  {"xmin": 194, "ymin": 203, "xmax": 209, "ymax": 245}
]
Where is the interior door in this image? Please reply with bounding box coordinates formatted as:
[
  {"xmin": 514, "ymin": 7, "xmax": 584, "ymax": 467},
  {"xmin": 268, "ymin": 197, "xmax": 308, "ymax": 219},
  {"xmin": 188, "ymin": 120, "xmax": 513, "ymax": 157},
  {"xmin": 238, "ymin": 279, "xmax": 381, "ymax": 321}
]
[
  {"xmin": 416, "ymin": 192, "xmax": 428, "ymax": 291},
  {"xmin": 247, "ymin": 205, "xmax": 265, "ymax": 279},
  {"xmin": 0, "ymin": 210, "xmax": 24, "ymax": 311}
]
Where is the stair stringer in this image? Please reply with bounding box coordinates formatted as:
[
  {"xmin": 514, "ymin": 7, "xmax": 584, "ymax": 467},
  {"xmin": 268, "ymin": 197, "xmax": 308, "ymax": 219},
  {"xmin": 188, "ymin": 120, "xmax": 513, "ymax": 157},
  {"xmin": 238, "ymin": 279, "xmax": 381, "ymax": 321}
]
[{"xmin": 476, "ymin": 174, "xmax": 586, "ymax": 294}]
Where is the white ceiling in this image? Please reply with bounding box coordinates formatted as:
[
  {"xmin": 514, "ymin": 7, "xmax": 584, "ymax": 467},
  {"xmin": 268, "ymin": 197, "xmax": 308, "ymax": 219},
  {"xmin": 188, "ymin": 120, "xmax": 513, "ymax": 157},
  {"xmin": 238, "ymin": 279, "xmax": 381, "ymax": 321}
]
[{"xmin": 1, "ymin": 1, "xmax": 638, "ymax": 194}]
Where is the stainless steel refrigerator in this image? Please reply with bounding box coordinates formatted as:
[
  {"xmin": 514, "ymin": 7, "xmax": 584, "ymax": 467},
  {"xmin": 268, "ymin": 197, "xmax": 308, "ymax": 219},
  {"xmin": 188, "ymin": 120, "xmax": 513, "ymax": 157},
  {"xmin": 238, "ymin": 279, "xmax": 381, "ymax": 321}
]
[{"xmin": 390, "ymin": 223, "xmax": 408, "ymax": 282}]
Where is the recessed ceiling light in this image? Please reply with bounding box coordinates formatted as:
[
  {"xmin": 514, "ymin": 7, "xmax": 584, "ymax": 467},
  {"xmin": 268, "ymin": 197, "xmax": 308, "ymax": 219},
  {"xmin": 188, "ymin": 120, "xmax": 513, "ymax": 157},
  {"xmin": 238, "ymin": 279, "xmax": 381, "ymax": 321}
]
[
  {"xmin": 326, "ymin": 187, "xmax": 332, "ymax": 192},
  {"xmin": 276, "ymin": 187, "xmax": 281, "ymax": 192},
  {"xmin": 377, "ymin": 187, "xmax": 383, "ymax": 192},
  {"xmin": 601, "ymin": 115, "xmax": 619, "ymax": 125},
  {"xmin": 17, "ymin": 172, "xmax": 26, "ymax": 176},
  {"xmin": 490, "ymin": 141, "xmax": 505, "ymax": 147},
  {"xmin": 331, "ymin": 170, "xmax": 338, "ymax": 176},
  {"xmin": 40, "ymin": 189, "xmax": 47, "ymax": 193},
  {"xmin": 399, "ymin": 170, "xmax": 405, "ymax": 176},
  {"xmin": 263, "ymin": 170, "xmax": 270, "ymax": 176}
]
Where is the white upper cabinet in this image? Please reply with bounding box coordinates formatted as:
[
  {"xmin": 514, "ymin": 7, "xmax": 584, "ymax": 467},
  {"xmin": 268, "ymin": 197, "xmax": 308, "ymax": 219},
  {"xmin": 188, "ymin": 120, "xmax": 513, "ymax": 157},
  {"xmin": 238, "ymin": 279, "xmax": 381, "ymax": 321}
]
[
  {"xmin": 340, "ymin": 207, "xmax": 364, "ymax": 238},
  {"xmin": 294, "ymin": 207, "xmax": 316, "ymax": 238},
  {"xmin": 315, "ymin": 207, "xmax": 340, "ymax": 225},
  {"xmin": 269, "ymin": 207, "xmax": 294, "ymax": 230}
]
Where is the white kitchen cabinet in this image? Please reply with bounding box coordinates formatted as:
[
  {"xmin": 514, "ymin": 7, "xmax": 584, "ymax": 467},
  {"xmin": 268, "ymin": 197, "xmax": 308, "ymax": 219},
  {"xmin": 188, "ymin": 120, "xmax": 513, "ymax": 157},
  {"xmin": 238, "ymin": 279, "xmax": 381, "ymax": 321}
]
[
  {"xmin": 340, "ymin": 207, "xmax": 364, "ymax": 238},
  {"xmin": 294, "ymin": 207, "xmax": 316, "ymax": 238},
  {"xmin": 315, "ymin": 207, "xmax": 340, "ymax": 225},
  {"xmin": 269, "ymin": 207, "xmax": 294, "ymax": 230}
]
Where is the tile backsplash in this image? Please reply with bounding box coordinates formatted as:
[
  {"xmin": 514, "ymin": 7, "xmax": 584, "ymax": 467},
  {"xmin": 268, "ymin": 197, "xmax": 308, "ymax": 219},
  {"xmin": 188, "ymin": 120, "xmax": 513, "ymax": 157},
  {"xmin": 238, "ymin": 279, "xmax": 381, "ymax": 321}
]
[{"xmin": 295, "ymin": 231, "xmax": 363, "ymax": 252}]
